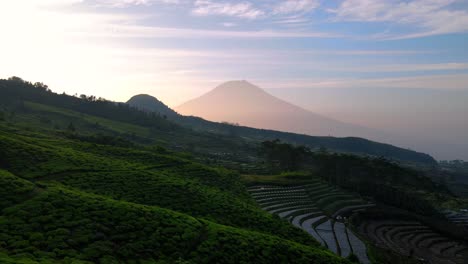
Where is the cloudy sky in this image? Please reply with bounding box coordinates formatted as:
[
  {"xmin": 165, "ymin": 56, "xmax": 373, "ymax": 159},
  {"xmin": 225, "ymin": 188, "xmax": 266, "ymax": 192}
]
[{"xmin": 1, "ymin": 0, "xmax": 468, "ymax": 159}]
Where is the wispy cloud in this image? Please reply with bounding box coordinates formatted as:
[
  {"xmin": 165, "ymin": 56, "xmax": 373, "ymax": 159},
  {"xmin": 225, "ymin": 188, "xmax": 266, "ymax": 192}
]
[
  {"xmin": 272, "ymin": 0, "xmax": 319, "ymax": 15},
  {"xmin": 271, "ymin": 17, "xmax": 311, "ymax": 25},
  {"xmin": 289, "ymin": 49, "xmax": 439, "ymax": 56},
  {"xmin": 341, "ymin": 74, "xmax": 468, "ymax": 90},
  {"xmin": 256, "ymin": 74, "xmax": 468, "ymax": 90},
  {"xmin": 192, "ymin": 0, "xmax": 264, "ymax": 19},
  {"xmin": 221, "ymin": 22, "xmax": 237, "ymax": 27},
  {"xmin": 89, "ymin": 0, "xmax": 180, "ymax": 8},
  {"xmin": 330, "ymin": 63, "xmax": 468, "ymax": 73},
  {"xmin": 74, "ymin": 24, "xmax": 340, "ymax": 39},
  {"xmin": 329, "ymin": 0, "xmax": 468, "ymax": 39}
]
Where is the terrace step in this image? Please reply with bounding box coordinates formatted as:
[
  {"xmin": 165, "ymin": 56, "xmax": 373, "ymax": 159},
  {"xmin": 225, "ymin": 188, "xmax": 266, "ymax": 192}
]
[
  {"xmin": 255, "ymin": 195, "xmax": 309, "ymax": 202},
  {"xmin": 347, "ymin": 228, "xmax": 371, "ymax": 264},
  {"xmin": 261, "ymin": 201, "xmax": 313, "ymax": 211},
  {"xmin": 332, "ymin": 204, "xmax": 375, "ymax": 218},
  {"xmin": 277, "ymin": 208, "xmax": 317, "ymax": 218},
  {"xmin": 316, "ymin": 220, "xmax": 338, "ymax": 254},
  {"xmin": 247, "ymin": 185, "xmax": 312, "ymax": 192},
  {"xmin": 301, "ymin": 216, "xmax": 327, "ymax": 246},
  {"xmin": 269, "ymin": 205, "xmax": 316, "ymax": 214},
  {"xmin": 291, "ymin": 212, "xmax": 319, "ymax": 228}
]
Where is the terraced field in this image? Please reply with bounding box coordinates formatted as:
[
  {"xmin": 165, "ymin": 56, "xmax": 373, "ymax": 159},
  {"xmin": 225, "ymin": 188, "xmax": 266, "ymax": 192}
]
[
  {"xmin": 445, "ymin": 211, "xmax": 468, "ymax": 230},
  {"xmin": 359, "ymin": 219, "xmax": 468, "ymax": 264},
  {"xmin": 248, "ymin": 182, "xmax": 374, "ymax": 264}
]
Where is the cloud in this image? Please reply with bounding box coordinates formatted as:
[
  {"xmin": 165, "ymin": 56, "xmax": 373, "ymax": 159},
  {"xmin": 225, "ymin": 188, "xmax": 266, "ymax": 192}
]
[
  {"xmin": 256, "ymin": 74, "xmax": 468, "ymax": 90},
  {"xmin": 221, "ymin": 22, "xmax": 237, "ymax": 27},
  {"xmin": 316, "ymin": 49, "xmax": 438, "ymax": 55},
  {"xmin": 99, "ymin": 0, "xmax": 154, "ymax": 7},
  {"xmin": 272, "ymin": 0, "xmax": 319, "ymax": 15},
  {"xmin": 192, "ymin": 0, "xmax": 264, "ymax": 19},
  {"xmin": 329, "ymin": 0, "xmax": 468, "ymax": 39},
  {"xmin": 343, "ymin": 74, "xmax": 468, "ymax": 90},
  {"xmin": 272, "ymin": 17, "xmax": 311, "ymax": 24},
  {"xmin": 76, "ymin": 24, "xmax": 340, "ymax": 39},
  {"xmin": 332, "ymin": 62, "xmax": 468, "ymax": 73},
  {"xmin": 90, "ymin": 0, "xmax": 180, "ymax": 8}
]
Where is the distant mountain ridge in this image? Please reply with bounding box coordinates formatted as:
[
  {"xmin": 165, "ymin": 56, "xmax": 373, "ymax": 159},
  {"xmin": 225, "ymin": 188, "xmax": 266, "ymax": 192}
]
[{"xmin": 126, "ymin": 86, "xmax": 436, "ymax": 165}]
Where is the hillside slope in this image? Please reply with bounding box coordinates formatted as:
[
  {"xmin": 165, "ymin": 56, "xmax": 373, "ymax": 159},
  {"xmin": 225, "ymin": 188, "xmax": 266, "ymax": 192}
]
[{"xmin": 0, "ymin": 117, "xmax": 347, "ymax": 263}]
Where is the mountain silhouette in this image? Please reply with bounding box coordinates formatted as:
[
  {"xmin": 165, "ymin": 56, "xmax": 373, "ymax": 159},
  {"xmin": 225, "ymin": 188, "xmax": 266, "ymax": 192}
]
[
  {"xmin": 176, "ymin": 80, "xmax": 385, "ymax": 140},
  {"xmin": 127, "ymin": 94, "xmax": 177, "ymax": 118}
]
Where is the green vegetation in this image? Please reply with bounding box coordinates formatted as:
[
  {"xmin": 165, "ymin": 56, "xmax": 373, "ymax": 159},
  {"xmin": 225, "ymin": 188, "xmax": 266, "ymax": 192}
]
[
  {"xmin": 0, "ymin": 127, "xmax": 339, "ymax": 262},
  {"xmin": 0, "ymin": 181, "xmax": 346, "ymax": 263},
  {"xmin": 0, "ymin": 78, "xmax": 351, "ymax": 263},
  {"xmin": 260, "ymin": 139, "xmax": 310, "ymax": 171},
  {"xmin": 433, "ymin": 160, "xmax": 468, "ymax": 198},
  {"xmin": 242, "ymin": 171, "xmax": 315, "ymax": 186},
  {"xmin": 0, "ymin": 170, "xmax": 36, "ymax": 210}
]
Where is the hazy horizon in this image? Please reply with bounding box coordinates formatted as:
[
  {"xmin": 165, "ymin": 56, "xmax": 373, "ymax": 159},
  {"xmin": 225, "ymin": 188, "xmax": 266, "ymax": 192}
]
[
  {"xmin": 174, "ymin": 80, "xmax": 468, "ymax": 161},
  {"xmin": 1, "ymin": 0, "xmax": 467, "ymax": 160}
]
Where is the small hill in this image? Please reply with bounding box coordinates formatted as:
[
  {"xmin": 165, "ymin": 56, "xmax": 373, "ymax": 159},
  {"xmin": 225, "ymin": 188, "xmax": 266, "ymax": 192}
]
[{"xmin": 127, "ymin": 94, "xmax": 177, "ymax": 118}]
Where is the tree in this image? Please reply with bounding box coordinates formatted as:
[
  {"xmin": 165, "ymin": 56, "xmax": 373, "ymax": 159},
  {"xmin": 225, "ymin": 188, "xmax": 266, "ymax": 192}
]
[
  {"xmin": 260, "ymin": 140, "xmax": 310, "ymax": 171},
  {"xmin": 33, "ymin": 82, "xmax": 49, "ymax": 91},
  {"xmin": 7, "ymin": 76, "xmax": 25, "ymax": 83}
]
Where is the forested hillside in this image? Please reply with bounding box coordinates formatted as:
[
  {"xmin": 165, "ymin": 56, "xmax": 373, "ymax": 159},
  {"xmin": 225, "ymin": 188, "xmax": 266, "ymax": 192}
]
[{"xmin": 0, "ymin": 79, "xmax": 349, "ymax": 263}]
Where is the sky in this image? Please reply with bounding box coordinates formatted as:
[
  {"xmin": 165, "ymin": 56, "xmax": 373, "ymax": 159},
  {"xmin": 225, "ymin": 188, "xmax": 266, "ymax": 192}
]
[{"xmin": 0, "ymin": 0, "xmax": 468, "ymax": 159}]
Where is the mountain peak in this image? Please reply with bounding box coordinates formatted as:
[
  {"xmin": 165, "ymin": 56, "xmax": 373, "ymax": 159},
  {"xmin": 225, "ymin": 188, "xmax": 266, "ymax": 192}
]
[
  {"xmin": 217, "ymin": 80, "xmax": 254, "ymax": 87},
  {"xmin": 129, "ymin": 94, "xmax": 160, "ymax": 103},
  {"xmin": 210, "ymin": 80, "xmax": 266, "ymax": 95},
  {"xmin": 176, "ymin": 80, "xmax": 312, "ymax": 123}
]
